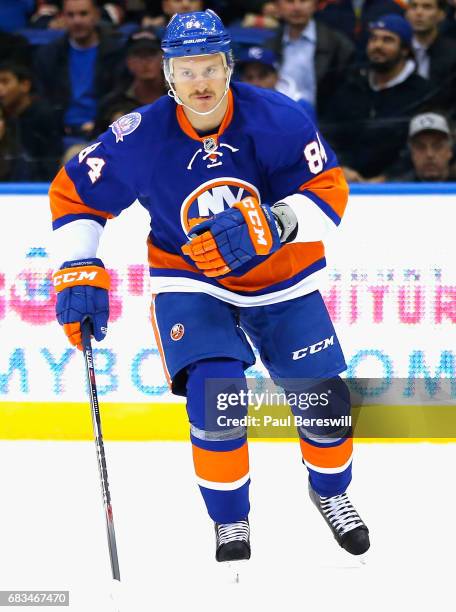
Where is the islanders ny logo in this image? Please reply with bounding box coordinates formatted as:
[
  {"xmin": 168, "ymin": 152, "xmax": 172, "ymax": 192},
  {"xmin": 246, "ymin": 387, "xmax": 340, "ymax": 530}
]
[
  {"xmin": 170, "ymin": 323, "xmax": 185, "ymax": 341},
  {"xmin": 180, "ymin": 177, "xmax": 261, "ymax": 235}
]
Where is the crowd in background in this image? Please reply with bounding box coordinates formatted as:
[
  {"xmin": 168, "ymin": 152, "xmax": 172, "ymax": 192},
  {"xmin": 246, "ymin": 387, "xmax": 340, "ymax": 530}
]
[{"xmin": 0, "ymin": 0, "xmax": 455, "ymax": 183}]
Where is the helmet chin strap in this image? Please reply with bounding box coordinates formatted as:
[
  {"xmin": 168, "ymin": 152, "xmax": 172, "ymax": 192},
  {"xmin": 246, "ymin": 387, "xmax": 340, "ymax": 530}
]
[{"xmin": 166, "ymin": 64, "xmax": 233, "ymax": 117}]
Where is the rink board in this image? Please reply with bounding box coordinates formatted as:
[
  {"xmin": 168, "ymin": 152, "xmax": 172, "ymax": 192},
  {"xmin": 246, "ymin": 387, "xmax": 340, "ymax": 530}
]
[
  {"xmin": 1, "ymin": 401, "xmax": 456, "ymax": 442},
  {"xmin": 0, "ymin": 184, "xmax": 455, "ymax": 440}
]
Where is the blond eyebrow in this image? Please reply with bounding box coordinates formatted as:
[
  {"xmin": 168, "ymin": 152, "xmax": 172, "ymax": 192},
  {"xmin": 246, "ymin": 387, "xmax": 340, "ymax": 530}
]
[{"xmin": 177, "ymin": 62, "xmax": 220, "ymax": 69}]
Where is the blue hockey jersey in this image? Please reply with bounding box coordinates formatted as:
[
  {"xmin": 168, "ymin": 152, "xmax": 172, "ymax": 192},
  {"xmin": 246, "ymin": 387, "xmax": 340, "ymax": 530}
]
[{"xmin": 49, "ymin": 82, "xmax": 349, "ymax": 306}]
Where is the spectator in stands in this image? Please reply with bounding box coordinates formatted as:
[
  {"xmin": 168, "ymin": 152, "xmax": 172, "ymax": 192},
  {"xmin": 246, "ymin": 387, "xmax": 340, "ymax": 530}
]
[
  {"xmin": 30, "ymin": 1, "xmax": 62, "ymax": 28},
  {"xmin": 0, "ymin": 30, "xmax": 31, "ymax": 67},
  {"xmin": 268, "ymin": 0, "xmax": 355, "ymax": 115},
  {"xmin": 34, "ymin": 0, "xmax": 124, "ymax": 141},
  {"xmin": 0, "ymin": 105, "xmax": 29, "ymax": 182},
  {"xmin": 99, "ymin": 0, "xmax": 126, "ymax": 24},
  {"xmin": 240, "ymin": 5, "xmax": 279, "ymax": 28},
  {"xmin": 219, "ymin": 1, "xmax": 279, "ymax": 27},
  {"xmin": 96, "ymin": 99, "xmax": 138, "ymax": 133},
  {"xmin": 0, "ymin": 62, "xmax": 62, "ymax": 180},
  {"xmin": 236, "ymin": 45, "xmax": 317, "ymax": 122},
  {"xmin": 392, "ymin": 112, "xmax": 455, "ymax": 181},
  {"xmin": 96, "ymin": 28, "xmax": 166, "ymax": 132},
  {"xmin": 0, "ymin": 1, "xmax": 35, "ymax": 33},
  {"xmin": 441, "ymin": 0, "xmax": 456, "ymax": 37},
  {"xmin": 321, "ymin": 14, "xmax": 433, "ymax": 181},
  {"xmin": 60, "ymin": 140, "xmax": 87, "ymax": 165},
  {"xmin": 406, "ymin": 0, "xmax": 456, "ymax": 111},
  {"xmin": 214, "ymin": 1, "xmax": 272, "ymax": 25},
  {"xmin": 315, "ymin": 0, "xmax": 405, "ymax": 53},
  {"xmin": 142, "ymin": 0, "xmax": 205, "ymax": 28},
  {"xmin": 31, "ymin": 0, "xmax": 126, "ymax": 28}
]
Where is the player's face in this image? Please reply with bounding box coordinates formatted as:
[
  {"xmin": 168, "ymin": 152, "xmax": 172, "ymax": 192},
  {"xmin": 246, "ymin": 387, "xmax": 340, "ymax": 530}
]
[
  {"xmin": 126, "ymin": 52, "xmax": 163, "ymax": 80},
  {"xmin": 367, "ymin": 30, "xmax": 405, "ymax": 71},
  {"xmin": 162, "ymin": 0, "xmax": 204, "ymax": 17},
  {"xmin": 410, "ymin": 131, "xmax": 453, "ymax": 180},
  {"xmin": 277, "ymin": 0, "xmax": 317, "ymax": 27},
  {"xmin": 172, "ymin": 54, "xmax": 228, "ymax": 113},
  {"xmin": 63, "ymin": 0, "xmax": 100, "ymax": 42},
  {"xmin": 406, "ymin": 0, "xmax": 444, "ymax": 33},
  {"xmin": 0, "ymin": 72, "xmax": 30, "ymax": 111},
  {"xmin": 241, "ymin": 63, "xmax": 278, "ymax": 90}
]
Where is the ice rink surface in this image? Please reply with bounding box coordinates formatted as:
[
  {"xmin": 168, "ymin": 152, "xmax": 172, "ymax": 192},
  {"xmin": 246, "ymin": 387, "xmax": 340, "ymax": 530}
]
[{"xmin": 0, "ymin": 440, "xmax": 454, "ymax": 612}]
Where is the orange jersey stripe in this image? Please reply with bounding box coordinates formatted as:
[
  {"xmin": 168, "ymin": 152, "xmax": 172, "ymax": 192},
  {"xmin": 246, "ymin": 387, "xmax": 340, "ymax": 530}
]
[
  {"xmin": 218, "ymin": 242, "xmax": 324, "ymax": 292},
  {"xmin": 299, "ymin": 437, "xmax": 353, "ymax": 469},
  {"xmin": 148, "ymin": 237, "xmax": 196, "ymax": 273},
  {"xmin": 192, "ymin": 441, "xmax": 249, "ymax": 483},
  {"xmin": 299, "ymin": 166, "xmax": 349, "ymax": 220},
  {"xmin": 149, "ymin": 238, "xmax": 324, "ymax": 293},
  {"xmin": 49, "ymin": 167, "xmax": 114, "ymax": 224}
]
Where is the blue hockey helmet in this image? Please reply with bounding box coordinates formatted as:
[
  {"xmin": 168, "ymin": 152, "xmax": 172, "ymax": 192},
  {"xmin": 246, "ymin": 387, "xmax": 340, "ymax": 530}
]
[{"xmin": 161, "ymin": 9, "xmax": 231, "ymax": 59}]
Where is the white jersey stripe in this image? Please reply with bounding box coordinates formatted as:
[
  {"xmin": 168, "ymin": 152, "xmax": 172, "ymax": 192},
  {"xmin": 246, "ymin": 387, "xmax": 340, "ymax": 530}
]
[{"xmin": 149, "ymin": 268, "xmax": 326, "ymax": 307}]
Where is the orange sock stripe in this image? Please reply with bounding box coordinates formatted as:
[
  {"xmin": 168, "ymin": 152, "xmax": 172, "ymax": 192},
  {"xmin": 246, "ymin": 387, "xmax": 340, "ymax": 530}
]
[
  {"xmin": 150, "ymin": 295, "xmax": 172, "ymax": 389},
  {"xmin": 192, "ymin": 441, "xmax": 249, "ymax": 483},
  {"xmin": 299, "ymin": 437, "xmax": 353, "ymax": 469}
]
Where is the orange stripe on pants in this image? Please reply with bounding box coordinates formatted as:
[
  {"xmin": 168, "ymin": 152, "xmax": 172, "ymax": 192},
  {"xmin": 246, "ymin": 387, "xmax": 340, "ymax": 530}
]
[
  {"xmin": 299, "ymin": 437, "xmax": 353, "ymax": 469},
  {"xmin": 150, "ymin": 295, "xmax": 172, "ymax": 389},
  {"xmin": 192, "ymin": 442, "xmax": 249, "ymax": 484}
]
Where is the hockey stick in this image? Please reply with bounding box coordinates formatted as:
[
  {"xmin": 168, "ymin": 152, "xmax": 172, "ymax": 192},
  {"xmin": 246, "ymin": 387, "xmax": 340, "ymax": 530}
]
[{"xmin": 81, "ymin": 317, "xmax": 121, "ymax": 582}]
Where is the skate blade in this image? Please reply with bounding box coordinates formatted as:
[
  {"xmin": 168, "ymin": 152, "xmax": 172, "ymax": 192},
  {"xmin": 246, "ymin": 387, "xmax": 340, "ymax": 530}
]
[
  {"xmin": 109, "ymin": 579, "xmax": 122, "ymax": 612},
  {"xmin": 357, "ymin": 551, "xmax": 369, "ymax": 566},
  {"xmin": 218, "ymin": 559, "xmax": 249, "ymax": 584}
]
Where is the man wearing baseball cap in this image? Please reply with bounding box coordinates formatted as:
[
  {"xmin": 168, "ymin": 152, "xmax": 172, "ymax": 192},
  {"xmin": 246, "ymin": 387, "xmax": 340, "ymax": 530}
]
[
  {"xmin": 96, "ymin": 27, "xmax": 166, "ymax": 132},
  {"xmin": 393, "ymin": 112, "xmax": 455, "ymax": 181},
  {"xmin": 236, "ymin": 46, "xmax": 281, "ymax": 90},
  {"xmin": 236, "ymin": 45, "xmax": 317, "ymax": 123},
  {"xmin": 321, "ymin": 13, "xmax": 434, "ymax": 181}
]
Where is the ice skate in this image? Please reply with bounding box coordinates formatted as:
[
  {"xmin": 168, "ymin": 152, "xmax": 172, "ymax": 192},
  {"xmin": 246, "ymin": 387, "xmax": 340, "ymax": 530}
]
[
  {"xmin": 309, "ymin": 482, "xmax": 370, "ymax": 556},
  {"xmin": 214, "ymin": 518, "xmax": 251, "ymax": 562}
]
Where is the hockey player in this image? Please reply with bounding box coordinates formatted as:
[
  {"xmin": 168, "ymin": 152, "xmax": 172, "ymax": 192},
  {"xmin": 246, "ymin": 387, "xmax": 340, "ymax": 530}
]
[{"xmin": 50, "ymin": 10, "xmax": 370, "ymax": 562}]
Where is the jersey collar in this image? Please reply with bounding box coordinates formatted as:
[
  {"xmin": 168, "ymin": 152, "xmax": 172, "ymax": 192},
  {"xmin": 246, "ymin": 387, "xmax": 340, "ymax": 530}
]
[{"xmin": 176, "ymin": 88, "xmax": 234, "ymax": 143}]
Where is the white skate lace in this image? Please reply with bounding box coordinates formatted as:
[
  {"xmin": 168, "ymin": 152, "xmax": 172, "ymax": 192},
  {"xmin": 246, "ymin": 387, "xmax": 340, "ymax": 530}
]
[
  {"xmin": 216, "ymin": 520, "xmax": 249, "ymax": 546},
  {"xmin": 319, "ymin": 493, "xmax": 364, "ymax": 536}
]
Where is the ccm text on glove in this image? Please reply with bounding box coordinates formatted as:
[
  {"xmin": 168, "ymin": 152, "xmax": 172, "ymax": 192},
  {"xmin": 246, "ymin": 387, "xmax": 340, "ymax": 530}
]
[
  {"xmin": 52, "ymin": 259, "xmax": 110, "ymax": 350},
  {"xmin": 181, "ymin": 196, "xmax": 281, "ymax": 278}
]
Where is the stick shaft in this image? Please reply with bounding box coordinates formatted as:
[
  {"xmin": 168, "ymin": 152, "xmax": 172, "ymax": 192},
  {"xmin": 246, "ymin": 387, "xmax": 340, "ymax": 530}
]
[{"xmin": 81, "ymin": 318, "xmax": 121, "ymax": 581}]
